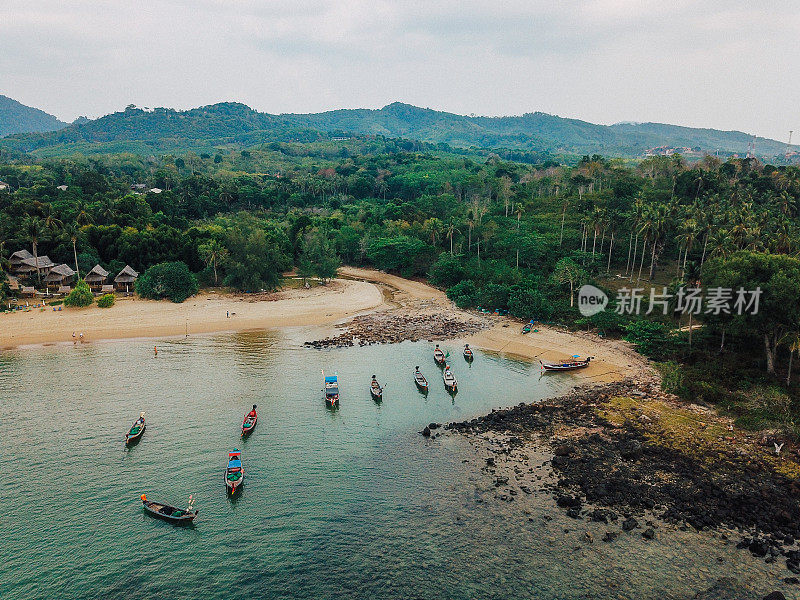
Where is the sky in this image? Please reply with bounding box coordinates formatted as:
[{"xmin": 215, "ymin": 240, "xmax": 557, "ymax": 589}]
[{"xmin": 1, "ymin": 0, "xmax": 798, "ymax": 142}]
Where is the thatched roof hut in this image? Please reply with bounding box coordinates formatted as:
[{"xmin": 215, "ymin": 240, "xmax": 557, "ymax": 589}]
[
  {"xmin": 16, "ymin": 255, "xmax": 55, "ymax": 275},
  {"xmin": 9, "ymin": 249, "xmax": 33, "ymax": 270},
  {"xmin": 44, "ymin": 264, "xmax": 75, "ymax": 287},
  {"xmin": 85, "ymin": 264, "xmax": 109, "ymax": 288},
  {"xmin": 115, "ymin": 265, "xmax": 139, "ymax": 292}
]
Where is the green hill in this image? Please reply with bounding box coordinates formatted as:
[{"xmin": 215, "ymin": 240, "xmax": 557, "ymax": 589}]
[
  {"xmin": 1, "ymin": 100, "xmax": 794, "ymax": 159},
  {"xmin": 0, "ymin": 95, "xmax": 67, "ymax": 137}
]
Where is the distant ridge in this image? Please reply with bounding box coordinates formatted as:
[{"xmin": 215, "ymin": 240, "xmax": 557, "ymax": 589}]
[
  {"xmin": 1, "ymin": 98, "xmax": 795, "ymax": 158},
  {"xmin": 0, "ymin": 95, "xmax": 67, "ymax": 137}
]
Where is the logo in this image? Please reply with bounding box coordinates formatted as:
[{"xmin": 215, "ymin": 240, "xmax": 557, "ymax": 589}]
[
  {"xmin": 578, "ymin": 284, "xmax": 608, "ymax": 317},
  {"xmin": 578, "ymin": 283, "xmax": 608, "ymax": 317}
]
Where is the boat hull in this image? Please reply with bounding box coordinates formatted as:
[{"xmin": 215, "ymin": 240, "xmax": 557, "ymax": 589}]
[
  {"xmin": 241, "ymin": 416, "xmax": 257, "ymax": 436},
  {"xmin": 142, "ymin": 500, "xmax": 197, "ymax": 524},
  {"xmin": 540, "ymin": 359, "xmax": 592, "ymax": 372},
  {"xmin": 125, "ymin": 423, "xmax": 145, "ymax": 446}
]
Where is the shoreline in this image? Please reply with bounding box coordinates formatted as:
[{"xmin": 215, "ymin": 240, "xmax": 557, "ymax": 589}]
[{"xmin": 1, "ymin": 267, "xmax": 654, "ymax": 386}]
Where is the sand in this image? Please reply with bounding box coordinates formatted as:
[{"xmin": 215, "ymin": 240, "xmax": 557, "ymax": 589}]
[
  {"xmin": 0, "ymin": 279, "xmax": 383, "ymax": 349},
  {"xmin": 1, "ymin": 268, "xmax": 654, "ymax": 384}
]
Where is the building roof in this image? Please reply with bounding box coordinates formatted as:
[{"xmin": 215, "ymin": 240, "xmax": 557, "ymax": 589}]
[
  {"xmin": 56, "ymin": 185, "xmax": 68, "ymax": 191},
  {"xmin": 115, "ymin": 265, "xmax": 139, "ymax": 282},
  {"xmin": 85, "ymin": 264, "xmax": 109, "ymax": 280},
  {"xmin": 11, "ymin": 249, "xmax": 34, "ymax": 261},
  {"xmin": 44, "ymin": 264, "xmax": 76, "ymax": 281},
  {"xmin": 20, "ymin": 255, "xmax": 55, "ymax": 269}
]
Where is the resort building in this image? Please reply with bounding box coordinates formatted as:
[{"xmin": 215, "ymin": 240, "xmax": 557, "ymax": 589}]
[
  {"xmin": 14, "ymin": 254, "xmax": 56, "ymax": 276},
  {"xmin": 0, "ymin": 180, "xmax": 9, "ymax": 191},
  {"xmin": 84, "ymin": 264, "xmax": 110, "ymax": 291},
  {"xmin": 114, "ymin": 265, "xmax": 139, "ymax": 292},
  {"xmin": 43, "ymin": 264, "xmax": 76, "ymax": 289},
  {"xmin": 9, "ymin": 249, "xmax": 34, "ymax": 271}
]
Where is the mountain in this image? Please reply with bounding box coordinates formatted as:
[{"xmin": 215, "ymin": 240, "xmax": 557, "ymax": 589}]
[
  {"xmin": 1, "ymin": 101, "xmax": 795, "ymax": 159},
  {"xmin": 0, "ymin": 95, "xmax": 67, "ymax": 137}
]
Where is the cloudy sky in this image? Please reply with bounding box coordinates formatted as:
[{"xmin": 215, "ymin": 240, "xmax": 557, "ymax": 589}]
[{"xmin": 2, "ymin": 0, "xmax": 798, "ymax": 141}]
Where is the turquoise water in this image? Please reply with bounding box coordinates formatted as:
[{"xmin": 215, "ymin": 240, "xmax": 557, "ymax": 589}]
[{"xmin": 0, "ymin": 330, "xmax": 789, "ymax": 599}]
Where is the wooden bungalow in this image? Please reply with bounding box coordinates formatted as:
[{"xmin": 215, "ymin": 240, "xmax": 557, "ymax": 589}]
[
  {"xmin": 7, "ymin": 276, "xmax": 20, "ymax": 292},
  {"xmin": 114, "ymin": 265, "xmax": 139, "ymax": 293},
  {"xmin": 15, "ymin": 255, "xmax": 55, "ymax": 276},
  {"xmin": 9, "ymin": 250, "xmax": 34, "ymax": 272},
  {"xmin": 44, "ymin": 264, "xmax": 75, "ymax": 289},
  {"xmin": 85, "ymin": 264, "xmax": 109, "ymax": 291}
]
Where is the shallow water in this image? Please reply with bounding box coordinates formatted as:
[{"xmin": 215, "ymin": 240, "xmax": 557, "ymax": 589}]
[{"xmin": 0, "ymin": 330, "xmax": 791, "ymax": 599}]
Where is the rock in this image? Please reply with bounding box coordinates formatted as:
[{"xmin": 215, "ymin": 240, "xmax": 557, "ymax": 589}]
[
  {"xmin": 783, "ymin": 577, "xmax": 799, "ymax": 584},
  {"xmin": 762, "ymin": 593, "xmax": 786, "ymax": 600},
  {"xmin": 428, "ymin": 422, "xmax": 441, "ymax": 430},
  {"xmin": 485, "ymin": 457, "xmax": 495, "ymax": 467},
  {"xmin": 584, "ymin": 531, "xmax": 594, "ymax": 543},
  {"xmin": 787, "ymin": 559, "xmax": 800, "ymax": 574},
  {"xmin": 590, "ymin": 509, "xmax": 608, "ymax": 523},
  {"xmin": 749, "ymin": 538, "xmax": 769, "ymax": 557},
  {"xmin": 421, "ymin": 426, "xmax": 431, "ymax": 437},
  {"xmin": 566, "ymin": 507, "xmax": 582, "ymax": 519},
  {"xmin": 642, "ymin": 528, "xmax": 655, "ymax": 540},
  {"xmin": 602, "ymin": 531, "xmax": 618, "ymax": 543},
  {"xmin": 622, "ymin": 517, "xmax": 638, "ymax": 531},
  {"xmin": 553, "ymin": 444, "xmax": 574, "ymax": 457},
  {"xmin": 556, "ymin": 495, "xmax": 582, "ymax": 508}
]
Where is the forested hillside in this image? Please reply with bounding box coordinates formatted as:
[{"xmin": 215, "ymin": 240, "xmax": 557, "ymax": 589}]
[
  {"xmin": 2, "ymin": 100, "xmax": 795, "ymax": 158},
  {"xmin": 0, "ymin": 95, "xmax": 67, "ymax": 137}
]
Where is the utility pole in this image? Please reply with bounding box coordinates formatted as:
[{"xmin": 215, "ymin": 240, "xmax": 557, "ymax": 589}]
[{"xmin": 787, "ymin": 130, "xmax": 794, "ymax": 161}]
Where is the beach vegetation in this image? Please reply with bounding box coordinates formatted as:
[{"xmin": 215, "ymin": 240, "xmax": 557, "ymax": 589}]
[
  {"xmin": 63, "ymin": 279, "xmax": 94, "ymax": 307},
  {"xmin": 96, "ymin": 293, "xmax": 115, "ymax": 308},
  {"xmin": 135, "ymin": 261, "xmax": 198, "ymax": 303}
]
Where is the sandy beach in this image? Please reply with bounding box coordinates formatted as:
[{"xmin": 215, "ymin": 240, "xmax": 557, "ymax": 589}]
[
  {"xmin": 0, "ymin": 278, "xmax": 383, "ymax": 349},
  {"xmin": 1, "ymin": 268, "xmax": 652, "ymax": 383}
]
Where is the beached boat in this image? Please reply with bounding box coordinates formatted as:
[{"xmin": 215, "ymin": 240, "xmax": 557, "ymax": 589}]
[
  {"xmin": 539, "ymin": 356, "xmax": 594, "ymax": 372},
  {"xmin": 141, "ymin": 494, "xmax": 197, "ymax": 524},
  {"xmin": 414, "ymin": 367, "xmax": 428, "ymax": 392},
  {"xmin": 434, "ymin": 344, "xmax": 446, "ymax": 366},
  {"xmin": 521, "ymin": 321, "xmax": 533, "ymax": 334},
  {"xmin": 125, "ymin": 413, "xmax": 146, "ymax": 445},
  {"xmin": 443, "ymin": 365, "xmax": 458, "ymax": 392},
  {"xmin": 323, "ymin": 371, "xmax": 339, "ymax": 406},
  {"xmin": 241, "ymin": 405, "xmax": 257, "ymax": 436},
  {"xmin": 463, "ymin": 344, "xmax": 474, "ymax": 362},
  {"xmin": 370, "ymin": 375, "xmax": 383, "ymax": 401},
  {"xmin": 225, "ymin": 450, "xmax": 243, "ymax": 495}
]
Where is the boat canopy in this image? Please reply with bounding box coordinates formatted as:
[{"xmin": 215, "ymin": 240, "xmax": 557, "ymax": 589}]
[
  {"xmin": 325, "ymin": 375, "xmax": 338, "ymax": 383},
  {"xmin": 326, "ymin": 386, "xmax": 339, "ymax": 396},
  {"xmin": 228, "ymin": 458, "xmax": 242, "ymax": 468},
  {"xmin": 229, "ymin": 450, "xmax": 241, "ymax": 457}
]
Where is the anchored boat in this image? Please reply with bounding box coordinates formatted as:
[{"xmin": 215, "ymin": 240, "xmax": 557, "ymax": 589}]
[
  {"xmin": 323, "ymin": 371, "xmax": 339, "ymax": 407},
  {"xmin": 370, "ymin": 375, "xmax": 383, "ymax": 401},
  {"xmin": 463, "ymin": 344, "xmax": 474, "ymax": 362},
  {"xmin": 414, "ymin": 367, "xmax": 428, "ymax": 393},
  {"xmin": 242, "ymin": 405, "xmax": 257, "ymax": 437},
  {"xmin": 141, "ymin": 494, "xmax": 197, "ymax": 524},
  {"xmin": 434, "ymin": 344, "xmax": 446, "ymax": 366},
  {"xmin": 225, "ymin": 450, "xmax": 244, "ymax": 495},
  {"xmin": 443, "ymin": 364, "xmax": 458, "ymax": 392},
  {"xmin": 539, "ymin": 356, "xmax": 594, "ymax": 372},
  {"xmin": 125, "ymin": 412, "xmax": 146, "ymax": 446}
]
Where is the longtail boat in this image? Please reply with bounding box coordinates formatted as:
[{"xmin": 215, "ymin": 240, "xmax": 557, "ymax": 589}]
[
  {"xmin": 443, "ymin": 364, "xmax": 458, "ymax": 392},
  {"xmin": 434, "ymin": 344, "xmax": 446, "ymax": 366},
  {"xmin": 414, "ymin": 367, "xmax": 428, "ymax": 393},
  {"xmin": 242, "ymin": 405, "xmax": 257, "ymax": 437},
  {"xmin": 225, "ymin": 450, "xmax": 244, "ymax": 496},
  {"xmin": 539, "ymin": 356, "xmax": 594, "ymax": 372},
  {"xmin": 323, "ymin": 371, "xmax": 339, "ymax": 407},
  {"xmin": 141, "ymin": 494, "xmax": 197, "ymax": 524},
  {"xmin": 463, "ymin": 344, "xmax": 474, "ymax": 362},
  {"xmin": 521, "ymin": 321, "xmax": 533, "ymax": 334},
  {"xmin": 370, "ymin": 375, "xmax": 383, "ymax": 401},
  {"xmin": 125, "ymin": 412, "xmax": 146, "ymax": 446}
]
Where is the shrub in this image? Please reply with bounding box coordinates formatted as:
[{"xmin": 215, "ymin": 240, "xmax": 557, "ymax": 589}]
[
  {"xmin": 64, "ymin": 280, "xmax": 94, "ymax": 307},
  {"xmin": 446, "ymin": 280, "xmax": 478, "ymax": 308},
  {"xmin": 96, "ymin": 293, "xmax": 115, "ymax": 308},
  {"xmin": 655, "ymin": 361, "xmax": 686, "ymax": 395},
  {"xmin": 367, "ymin": 236, "xmax": 433, "ymax": 277},
  {"xmin": 477, "ymin": 283, "xmax": 510, "ymax": 310},
  {"xmin": 135, "ymin": 261, "xmax": 198, "ymax": 303},
  {"xmin": 429, "ymin": 253, "xmax": 467, "ymax": 288},
  {"xmin": 508, "ymin": 284, "xmax": 552, "ymax": 321},
  {"xmin": 623, "ymin": 320, "xmax": 676, "ymax": 360}
]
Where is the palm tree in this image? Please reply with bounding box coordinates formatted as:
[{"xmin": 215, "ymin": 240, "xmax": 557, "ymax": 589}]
[
  {"xmin": 22, "ymin": 216, "xmax": 44, "ymax": 283},
  {"xmin": 62, "ymin": 222, "xmax": 81, "ymax": 278},
  {"xmin": 198, "ymin": 239, "xmax": 228, "ymax": 286}
]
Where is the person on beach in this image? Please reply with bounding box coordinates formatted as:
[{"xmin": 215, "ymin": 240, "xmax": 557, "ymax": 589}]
[
  {"xmin": 154, "ymin": 345, "xmax": 158, "ymax": 357},
  {"xmin": 227, "ymin": 310, "xmax": 229, "ymax": 318},
  {"xmin": 79, "ymin": 332, "xmax": 83, "ymax": 341}
]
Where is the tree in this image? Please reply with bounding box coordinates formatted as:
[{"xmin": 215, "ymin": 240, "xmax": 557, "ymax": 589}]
[
  {"xmin": 64, "ymin": 279, "xmax": 94, "ymax": 307},
  {"xmin": 135, "ymin": 261, "xmax": 199, "ymax": 303},
  {"xmin": 22, "ymin": 216, "xmax": 44, "ymax": 283},
  {"xmin": 223, "ymin": 226, "xmax": 289, "ymax": 292},
  {"xmin": 550, "ymin": 258, "xmax": 584, "ymax": 307},
  {"xmin": 198, "ymin": 239, "xmax": 228, "ymax": 286},
  {"xmin": 62, "ymin": 222, "xmax": 81, "ymax": 279},
  {"xmin": 703, "ymin": 252, "xmax": 800, "ymax": 375}
]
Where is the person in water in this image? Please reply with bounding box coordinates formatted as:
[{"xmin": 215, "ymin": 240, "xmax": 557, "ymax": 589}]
[{"xmin": 247, "ymin": 405, "xmax": 257, "ymax": 418}]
